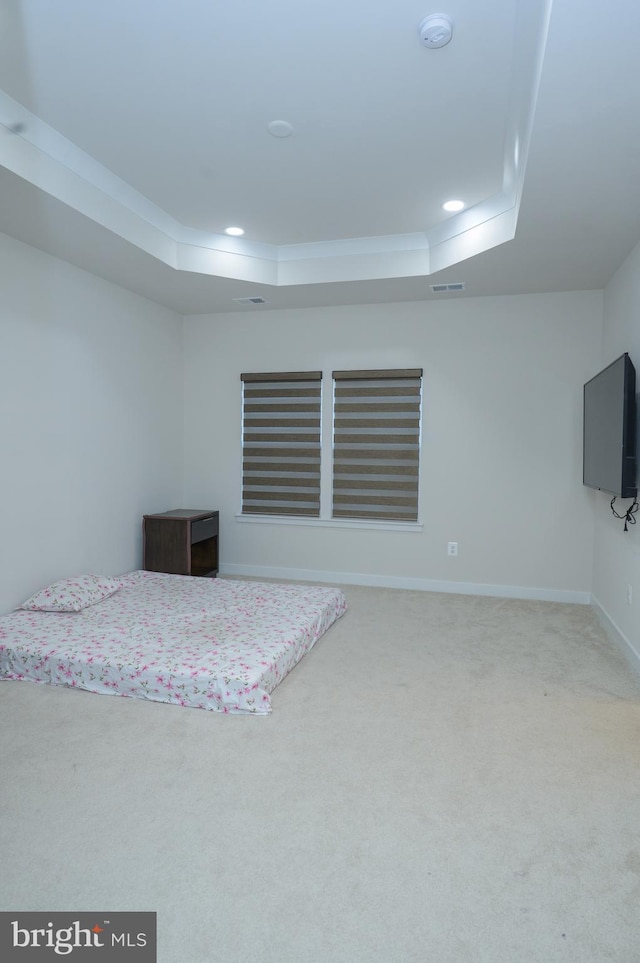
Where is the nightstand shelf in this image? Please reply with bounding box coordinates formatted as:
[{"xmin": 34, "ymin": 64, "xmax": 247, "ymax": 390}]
[{"xmin": 143, "ymin": 509, "xmax": 219, "ymax": 577}]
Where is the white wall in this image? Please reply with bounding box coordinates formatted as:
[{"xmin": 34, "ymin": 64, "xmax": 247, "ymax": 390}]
[
  {"xmin": 594, "ymin": 239, "xmax": 640, "ymax": 662},
  {"xmin": 0, "ymin": 232, "xmax": 184, "ymax": 613},
  {"xmin": 183, "ymin": 292, "xmax": 603, "ymax": 601}
]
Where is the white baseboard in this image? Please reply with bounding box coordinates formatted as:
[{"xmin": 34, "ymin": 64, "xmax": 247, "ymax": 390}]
[
  {"xmin": 219, "ymin": 563, "xmax": 591, "ymax": 605},
  {"xmin": 591, "ymin": 594, "xmax": 640, "ymax": 673}
]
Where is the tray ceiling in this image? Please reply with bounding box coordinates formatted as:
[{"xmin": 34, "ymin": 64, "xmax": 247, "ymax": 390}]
[{"xmin": 1, "ymin": 0, "xmax": 639, "ymax": 312}]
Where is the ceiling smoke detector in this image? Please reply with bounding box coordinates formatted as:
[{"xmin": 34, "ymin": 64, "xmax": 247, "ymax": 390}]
[
  {"xmin": 267, "ymin": 120, "xmax": 293, "ymax": 138},
  {"xmin": 418, "ymin": 14, "xmax": 453, "ymax": 48}
]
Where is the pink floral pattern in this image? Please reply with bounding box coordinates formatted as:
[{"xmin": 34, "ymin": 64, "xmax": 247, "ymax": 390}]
[{"xmin": 0, "ymin": 572, "xmax": 347, "ymax": 714}]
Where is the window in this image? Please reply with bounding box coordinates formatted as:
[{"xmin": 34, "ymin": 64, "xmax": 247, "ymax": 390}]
[
  {"xmin": 240, "ymin": 367, "xmax": 423, "ymax": 524},
  {"xmin": 332, "ymin": 369, "xmax": 423, "ymax": 522},
  {"xmin": 240, "ymin": 371, "xmax": 322, "ymax": 517}
]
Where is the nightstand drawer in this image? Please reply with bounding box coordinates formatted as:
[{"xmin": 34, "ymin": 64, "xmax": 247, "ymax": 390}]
[{"xmin": 191, "ymin": 515, "xmax": 218, "ymax": 543}]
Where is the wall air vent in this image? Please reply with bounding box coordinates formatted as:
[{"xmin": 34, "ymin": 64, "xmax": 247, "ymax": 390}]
[
  {"xmin": 430, "ymin": 282, "xmax": 466, "ymax": 293},
  {"xmin": 233, "ymin": 296, "xmax": 267, "ymax": 305}
]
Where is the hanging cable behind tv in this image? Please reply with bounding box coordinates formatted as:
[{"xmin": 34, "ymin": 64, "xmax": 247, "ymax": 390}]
[{"xmin": 610, "ymin": 495, "xmax": 639, "ymax": 532}]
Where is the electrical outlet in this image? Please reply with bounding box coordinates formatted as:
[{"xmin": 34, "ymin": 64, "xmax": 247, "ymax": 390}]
[
  {"xmin": 627, "ymin": 584, "xmax": 633, "ymax": 606},
  {"xmin": 447, "ymin": 541, "xmax": 458, "ymax": 557}
]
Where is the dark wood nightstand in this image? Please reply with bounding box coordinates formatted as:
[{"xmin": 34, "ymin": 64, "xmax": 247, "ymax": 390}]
[{"xmin": 143, "ymin": 509, "xmax": 219, "ymax": 577}]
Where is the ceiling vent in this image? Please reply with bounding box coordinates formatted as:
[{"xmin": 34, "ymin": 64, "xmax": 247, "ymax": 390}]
[
  {"xmin": 233, "ymin": 296, "xmax": 267, "ymax": 305},
  {"xmin": 430, "ymin": 282, "xmax": 465, "ymax": 293}
]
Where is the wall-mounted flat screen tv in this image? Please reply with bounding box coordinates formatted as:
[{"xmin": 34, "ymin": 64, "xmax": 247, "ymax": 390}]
[{"xmin": 583, "ymin": 353, "xmax": 637, "ymax": 498}]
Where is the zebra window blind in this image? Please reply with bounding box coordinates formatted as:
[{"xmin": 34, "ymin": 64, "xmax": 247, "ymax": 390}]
[
  {"xmin": 241, "ymin": 371, "xmax": 322, "ymax": 517},
  {"xmin": 332, "ymin": 368, "xmax": 423, "ymax": 522}
]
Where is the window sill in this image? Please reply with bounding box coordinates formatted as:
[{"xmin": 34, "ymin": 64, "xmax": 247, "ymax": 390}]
[{"xmin": 235, "ymin": 513, "xmax": 423, "ymax": 533}]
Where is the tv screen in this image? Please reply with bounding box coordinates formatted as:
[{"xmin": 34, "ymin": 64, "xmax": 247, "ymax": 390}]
[{"xmin": 583, "ymin": 353, "xmax": 637, "ymax": 498}]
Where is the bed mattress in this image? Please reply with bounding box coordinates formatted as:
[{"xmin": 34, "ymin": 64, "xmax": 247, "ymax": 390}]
[{"xmin": 0, "ymin": 571, "xmax": 347, "ymax": 714}]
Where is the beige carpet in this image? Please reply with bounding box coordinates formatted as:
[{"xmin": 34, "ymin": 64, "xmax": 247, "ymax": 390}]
[{"xmin": 2, "ymin": 585, "xmax": 640, "ymax": 962}]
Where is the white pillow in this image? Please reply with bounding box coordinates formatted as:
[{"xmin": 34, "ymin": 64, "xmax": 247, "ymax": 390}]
[{"xmin": 19, "ymin": 574, "xmax": 122, "ymax": 612}]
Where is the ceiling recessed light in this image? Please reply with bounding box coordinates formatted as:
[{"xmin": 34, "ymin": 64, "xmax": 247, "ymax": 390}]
[
  {"xmin": 225, "ymin": 226, "xmax": 244, "ymax": 236},
  {"xmin": 442, "ymin": 199, "xmax": 465, "ymax": 213}
]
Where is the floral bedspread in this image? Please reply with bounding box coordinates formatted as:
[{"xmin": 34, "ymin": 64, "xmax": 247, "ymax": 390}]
[{"xmin": 0, "ymin": 572, "xmax": 348, "ymax": 714}]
